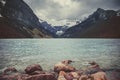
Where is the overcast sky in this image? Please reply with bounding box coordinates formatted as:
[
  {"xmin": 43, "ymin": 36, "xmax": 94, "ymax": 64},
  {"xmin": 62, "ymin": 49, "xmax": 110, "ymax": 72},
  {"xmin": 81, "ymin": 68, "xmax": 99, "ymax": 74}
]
[{"xmin": 24, "ymin": 0, "xmax": 120, "ymax": 26}]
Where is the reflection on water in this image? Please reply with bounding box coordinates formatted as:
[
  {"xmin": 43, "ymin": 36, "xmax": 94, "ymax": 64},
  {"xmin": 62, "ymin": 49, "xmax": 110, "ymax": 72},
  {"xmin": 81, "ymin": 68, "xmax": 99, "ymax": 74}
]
[{"xmin": 0, "ymin": 39, "xmax": 120, "ymax": 71}]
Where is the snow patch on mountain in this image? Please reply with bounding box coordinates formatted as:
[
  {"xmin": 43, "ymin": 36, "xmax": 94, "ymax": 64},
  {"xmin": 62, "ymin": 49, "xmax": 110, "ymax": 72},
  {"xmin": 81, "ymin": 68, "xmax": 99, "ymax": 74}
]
[
  {"xmin": 56, "ymin": 31, "xmax": 64, "ymax": 36},
  {"xmin": 39, "ymin": 19, "xmax": 45, "ymax": 23},
  {"xmin": 0, "ymin": 0, "xmax": 6, "ymax": 6}
]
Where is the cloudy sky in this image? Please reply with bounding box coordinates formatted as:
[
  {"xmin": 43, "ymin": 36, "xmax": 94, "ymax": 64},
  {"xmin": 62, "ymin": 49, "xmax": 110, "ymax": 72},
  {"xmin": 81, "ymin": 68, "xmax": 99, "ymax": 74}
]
[{"xmin": 24, "ymin": 0, "xmax": 120, "ymax": 26}]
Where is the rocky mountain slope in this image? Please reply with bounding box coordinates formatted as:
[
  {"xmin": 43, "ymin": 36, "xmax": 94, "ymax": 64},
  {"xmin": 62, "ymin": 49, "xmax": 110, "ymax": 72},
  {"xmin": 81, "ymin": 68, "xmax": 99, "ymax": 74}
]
[
  {"xmin": 0, "ymin": 0, "xmax": 51, "ymax": 38},
  {"xmin": 62, "ymin": 8, "xmax": 120, "ymax": 38}
]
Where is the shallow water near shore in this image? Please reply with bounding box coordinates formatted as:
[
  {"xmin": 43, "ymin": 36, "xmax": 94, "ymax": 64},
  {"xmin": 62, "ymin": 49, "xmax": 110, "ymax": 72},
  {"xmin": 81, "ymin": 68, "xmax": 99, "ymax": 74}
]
[{"xmin": 0, "ymin": 39, "xmax": 120, "ymax": 72}]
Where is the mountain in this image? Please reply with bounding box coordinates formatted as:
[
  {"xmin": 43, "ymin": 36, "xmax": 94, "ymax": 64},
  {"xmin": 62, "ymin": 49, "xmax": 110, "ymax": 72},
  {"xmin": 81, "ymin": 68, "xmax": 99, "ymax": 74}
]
[
  {"xmin": 40, "ymin": 20, "xmax": 69, "ymax": 37},
  {"xmin": 1, "ymin": 0, "xmax": 119, "ymax": 38},
  {"xmin": 39, "ymin": 21, "xmax": 58, "ymax": 37},
  {"xmin": 0, "ymin": 0, "xmax": 51, "ymax": 38},
  {"xmin": 62, "ymin": 8, "xmax": 120, "ymax": 38},
  {"xmin": 52, "ymin": 20, "xmax": 81, "ymax": 37},
  {"xmin": 53, "ymin": 26, "xmax": 68, "ymax": 37}
]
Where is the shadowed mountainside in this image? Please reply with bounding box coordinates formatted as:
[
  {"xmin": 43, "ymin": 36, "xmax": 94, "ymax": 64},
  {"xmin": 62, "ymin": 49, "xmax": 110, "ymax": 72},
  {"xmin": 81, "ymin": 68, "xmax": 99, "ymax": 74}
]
[
  {"xmin": 0, "ymin": 0, "xmax": 51, "ymax": 38},
  {"xmin": 77, "ymin": 16, "xmax": 120, "ymax": 38},
  {"xmin": 0, "ymin": 17, "xmax": 51, "ymax": 38}
]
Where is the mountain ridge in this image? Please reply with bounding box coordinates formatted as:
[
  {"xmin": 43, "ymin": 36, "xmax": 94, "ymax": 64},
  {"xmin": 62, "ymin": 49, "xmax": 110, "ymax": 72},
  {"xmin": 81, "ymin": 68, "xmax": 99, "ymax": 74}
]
[
  {"xmin": 62, "ymin": 8, "xmax": 120, "ymax": 38},
  {"xmin": 0, "ymin": 0, "xmax": 52, "ymax": 38},
  {"xmin": 0, "ymin": 0, "xmax": 120, "ymax": 38}
]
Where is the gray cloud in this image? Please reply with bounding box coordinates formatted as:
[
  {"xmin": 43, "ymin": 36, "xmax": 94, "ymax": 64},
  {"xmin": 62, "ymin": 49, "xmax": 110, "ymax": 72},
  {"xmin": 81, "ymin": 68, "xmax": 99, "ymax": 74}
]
[
  {"xmin": 24, "ymin": 0, "xmax": 120, "ymax": 26},
  {"xmin": 112, "ymin": 0, "xmax": 120, "ymax": 6}
]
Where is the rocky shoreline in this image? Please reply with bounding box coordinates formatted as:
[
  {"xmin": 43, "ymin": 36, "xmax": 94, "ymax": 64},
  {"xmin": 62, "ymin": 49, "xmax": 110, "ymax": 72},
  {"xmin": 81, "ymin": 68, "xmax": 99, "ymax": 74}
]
[{"xmin": 0, "ymin": 60, "xmax": 120, "ymax": 80}]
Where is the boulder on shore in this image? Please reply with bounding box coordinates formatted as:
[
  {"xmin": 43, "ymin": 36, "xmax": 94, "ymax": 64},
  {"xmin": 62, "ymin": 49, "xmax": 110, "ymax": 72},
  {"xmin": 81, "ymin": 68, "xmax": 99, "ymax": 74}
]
[
  {"xmin": 25, "ymin": 74, "xmax": 57, "ymax": 80},
  {"xmin": 91, "ymin": 71, "xmax": 108, "ymax": 80},
  {"xmin": 54, "ymin": 60, "xmax": 76, "ymax": 73},
  {"xmin": 0, "ymin": 73, "xmax": 57, "ymax": 80},
  {"xmin": 3, "ymin": 67, "xmax": 18, "ymax": 75}
]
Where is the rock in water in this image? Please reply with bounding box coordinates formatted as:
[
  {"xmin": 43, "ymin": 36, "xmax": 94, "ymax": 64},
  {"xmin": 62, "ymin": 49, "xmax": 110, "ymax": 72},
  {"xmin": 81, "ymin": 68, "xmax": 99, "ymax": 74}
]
[
  {"xmin": 3, "ymin": 67, "xmax": 18, "ymax": 75},
  {"xmin": 25, "ymin": 64, "xmax": 43, "ymax": 75}
]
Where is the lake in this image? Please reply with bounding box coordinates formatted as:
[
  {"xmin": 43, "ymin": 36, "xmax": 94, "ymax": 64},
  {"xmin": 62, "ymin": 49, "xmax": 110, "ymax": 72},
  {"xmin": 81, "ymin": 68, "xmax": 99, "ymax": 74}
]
[{"xmin": 0, "ymin": 39, "xmax": 120, "ymax": 72}]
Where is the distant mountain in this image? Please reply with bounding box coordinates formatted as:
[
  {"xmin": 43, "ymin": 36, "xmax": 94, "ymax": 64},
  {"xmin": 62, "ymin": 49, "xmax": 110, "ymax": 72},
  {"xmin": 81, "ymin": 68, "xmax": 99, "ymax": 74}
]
[
  {"xmin": 53, "ymin": 26, "xmax": 68, "ymax": 37},
  {"xmin": 50, "ymin": 20, "xmax": 80, "ymax": 37},
  {"xmin": 39, "ymin": 21, "xmax": 58, "ymax": 37},
  {"xmin": 40, "ymin": 20, "xmax": 69, "ymax": 37},
  {"xmin": 0, "ymin": 0, "xmax": 51, "ymax": 38},
  {"xmin": 62, "ymin": 8, "xmax": 120, "ymax": 38}
]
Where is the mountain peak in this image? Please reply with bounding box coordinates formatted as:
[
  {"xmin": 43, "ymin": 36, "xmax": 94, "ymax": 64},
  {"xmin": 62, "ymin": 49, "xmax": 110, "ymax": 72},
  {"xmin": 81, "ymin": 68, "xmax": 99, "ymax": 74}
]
[
  {"xmin": 96, "ymin": 8, "xmax": 105, "ymax": 12},
  {"xmin": 62, "ymin": 8, "xmax": 119, "ymax": 38},
  {"xmin": 97, "ymin": 8, "xmax": 104, "ymax": 11}
]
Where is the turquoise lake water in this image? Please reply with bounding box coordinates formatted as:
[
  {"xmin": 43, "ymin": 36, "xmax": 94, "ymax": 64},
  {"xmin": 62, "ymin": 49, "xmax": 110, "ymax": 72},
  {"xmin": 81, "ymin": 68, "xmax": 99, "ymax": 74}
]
[{"xmin": 0, "ymin": 39, "xmax": 120, "ymax": 71}]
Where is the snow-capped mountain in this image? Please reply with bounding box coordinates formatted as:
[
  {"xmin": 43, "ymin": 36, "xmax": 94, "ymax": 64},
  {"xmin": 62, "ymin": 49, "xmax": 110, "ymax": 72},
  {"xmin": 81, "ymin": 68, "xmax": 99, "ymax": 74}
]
[
  {"xmin": 39, "ymin": 19, "xmax": 80, "ymax": 37},
  {"xmin": 53, "ymin": 26, "xmax": 68, "ymax": 36},
  {"xmin": 62, "ymin": 8, "xmax": 120, "ymax": 38}
]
